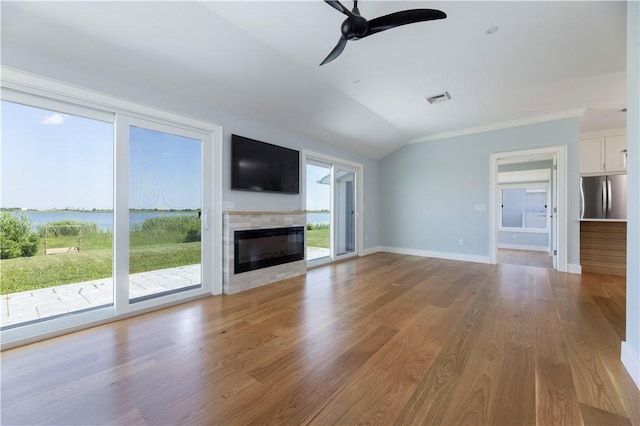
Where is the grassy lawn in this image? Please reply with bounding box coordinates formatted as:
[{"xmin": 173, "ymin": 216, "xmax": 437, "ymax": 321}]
[
  {"xmin": 307, "ymin": 226, "xmax": 329, "ymax": 248},
  {"xmin": 1, "ymin": 242, "xmax": 201, "ymax": 295}
]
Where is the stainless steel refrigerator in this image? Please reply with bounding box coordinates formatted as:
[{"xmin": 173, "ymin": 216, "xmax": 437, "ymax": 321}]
[{"xmin": 580, "ymin": 175, "xmax": 627, "ymax": 219}]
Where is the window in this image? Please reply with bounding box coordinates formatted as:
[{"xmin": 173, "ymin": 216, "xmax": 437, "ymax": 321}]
[
  {"xmin": 500, "ymin": 185, "xmax": 548, "ymax": 231},
  {"xmin": 1, "ymin": 73, "xmax": 221, "ymax": 347}
]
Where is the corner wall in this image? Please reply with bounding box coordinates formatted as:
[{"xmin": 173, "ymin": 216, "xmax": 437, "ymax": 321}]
[
  {"xmin": 380, "ymin": 118, "xmax": 580, "ymax": 265},
  {"xmin": 623, "ymin": 0, "xmax": 640, "ymax": 389}
]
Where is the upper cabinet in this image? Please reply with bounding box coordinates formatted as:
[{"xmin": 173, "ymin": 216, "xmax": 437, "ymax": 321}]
[
  {"xmin": 604, "ymin": 134, "xmax": 628, "ymax": 173},
  {"xmin": 580, "ymin": 133, "xmax": 627, "ymax": 175}
]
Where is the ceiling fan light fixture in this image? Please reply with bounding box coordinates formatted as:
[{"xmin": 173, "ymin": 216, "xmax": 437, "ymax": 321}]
[{"xmin": 426, "ymin": 91, "xmax": 451, "ymax": 104}]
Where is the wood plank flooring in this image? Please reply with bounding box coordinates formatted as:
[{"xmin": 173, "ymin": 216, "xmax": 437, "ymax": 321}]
[
  {"xmin": 1, "ymin": 253, "xmax": 638, "ymax": 425},
  {"xmin": 498, "ymin": 248, "xmax": 553, "ymax": 269}
]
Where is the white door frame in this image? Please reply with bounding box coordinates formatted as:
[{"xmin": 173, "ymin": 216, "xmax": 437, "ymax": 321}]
[{"xmin": 489, "ymin": 145, "xmax": 568, "ymax": 271}]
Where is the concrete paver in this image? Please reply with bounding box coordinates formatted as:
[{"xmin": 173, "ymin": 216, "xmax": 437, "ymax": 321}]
[{"xmin": 1, "ymin": 264, "xmax": 200, "ymax": 328}]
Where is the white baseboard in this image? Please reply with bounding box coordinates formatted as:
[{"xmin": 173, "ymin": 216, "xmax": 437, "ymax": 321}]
[
  {"xmin": 379, "ymin": 246, "xmax": 491, "ymax": 264},
  {"xmin": 498, "ymin": 243, "xmax": 549, "ymax": 252},
  {"xmin": 622, "ymin": 341, "xmax": 640, "ymax": 390},
  {"xmin": 567, "ymin": 263, "xmax": 582, "ymax": 274},
  {"xmin": 361, "ymin": 246, "xmax": 382, "ymax": 256}
]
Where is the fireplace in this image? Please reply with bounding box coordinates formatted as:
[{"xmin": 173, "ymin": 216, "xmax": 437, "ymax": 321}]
[{"xmin": 234, "ymin": 226, "xmax": 305, "ymax": 274}]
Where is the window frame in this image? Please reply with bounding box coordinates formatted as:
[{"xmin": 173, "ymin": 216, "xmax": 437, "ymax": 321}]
[{"xmin": 498, "ymin": 182, "xmax": 550, "ymax": 234}]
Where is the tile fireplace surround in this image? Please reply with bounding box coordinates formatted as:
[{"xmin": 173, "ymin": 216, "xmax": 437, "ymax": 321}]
[{"xmin": 222, "ymin": 211, "xmax": 307, "ymax": 294}]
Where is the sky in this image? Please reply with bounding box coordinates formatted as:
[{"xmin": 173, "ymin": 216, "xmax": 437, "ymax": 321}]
[
  {"xmin": 2, "ymin": 99, "xmax": 330, "ymax": 211},
  {"xmin": 1, "ymin": 100, "xmax": 201, "ymax": 210},
  {"xmin": 306, "ymin": 164, "xmax": 330, "ymax": 211}
]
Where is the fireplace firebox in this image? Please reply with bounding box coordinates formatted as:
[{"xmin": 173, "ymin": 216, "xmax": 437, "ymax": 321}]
[{"xmin": 234, "ymin": 226, "xmax": 305, "ymax": 274}]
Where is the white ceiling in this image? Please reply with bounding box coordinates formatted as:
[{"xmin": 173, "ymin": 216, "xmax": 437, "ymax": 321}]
[{"xmin": 1, "ymin": 1, "xmax": 628, "ymax": 159}]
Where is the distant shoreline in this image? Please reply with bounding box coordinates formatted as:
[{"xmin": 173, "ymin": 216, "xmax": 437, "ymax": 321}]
[{"xmin": 1, "ymin": 208, "xmax": 199, "ymax": 213}]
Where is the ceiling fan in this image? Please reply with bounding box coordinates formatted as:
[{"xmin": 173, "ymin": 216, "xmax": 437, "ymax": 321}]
[{"xmin": 320, "ymin": 0, "xmax": 447, "ymax": 66}]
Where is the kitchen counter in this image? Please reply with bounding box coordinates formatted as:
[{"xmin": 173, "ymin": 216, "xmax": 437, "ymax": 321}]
[{"xmin": 579, "ymin": 218, "xmax": 627, "ymax": 222}]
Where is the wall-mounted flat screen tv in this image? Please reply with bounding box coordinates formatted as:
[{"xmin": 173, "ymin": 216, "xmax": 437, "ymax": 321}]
[{"xmin": 231, "ymin": 134, "xmax": 300, "ymax": 194}]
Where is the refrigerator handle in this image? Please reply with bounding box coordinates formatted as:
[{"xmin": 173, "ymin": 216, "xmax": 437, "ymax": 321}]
[
  {"xmin": 607, "ymin": 180, "xmax": 612, "ymax": 212},
  {"xmin": 602, "ymin": 180, "xmax": 607, "ymax": 216}
]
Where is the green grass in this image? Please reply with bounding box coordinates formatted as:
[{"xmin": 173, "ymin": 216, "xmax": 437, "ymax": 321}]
[
  {"xmin": 0, "ymin": 242, "xmax": 201, "ymax": 295},
  {"xmin": 307, "ymin": 227, "xmax": 329, "ymax": 249}
]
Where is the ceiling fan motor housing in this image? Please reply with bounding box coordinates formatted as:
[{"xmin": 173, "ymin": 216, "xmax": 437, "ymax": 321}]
[{"xmin": 342, "ymin": 15, "xmax": 369, "ymax": 40}]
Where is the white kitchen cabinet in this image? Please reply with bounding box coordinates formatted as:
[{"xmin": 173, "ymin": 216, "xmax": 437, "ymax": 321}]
[
  {"xmin": 580, "ymin": 134, "xmax": 627, "ymax": 175},
  {"xmin": 580, "ymin": 138, "xmax": 605, "ymax": 174},
  {"xmin": 604, "ymin": 134, "xmax": 628, "ymax": 173}
]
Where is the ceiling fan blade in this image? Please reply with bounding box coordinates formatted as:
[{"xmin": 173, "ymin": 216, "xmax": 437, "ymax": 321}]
[
  {"xmin": 325, "ymin": 0, "xmax": 351, "ymax": 16},
  {"xmin": 320, "ymin": 36, "xmax": 348, "ymax": 66},
  {"xmin": 367, "ymin": 9, "xmax": 447, "ymax": 36}
]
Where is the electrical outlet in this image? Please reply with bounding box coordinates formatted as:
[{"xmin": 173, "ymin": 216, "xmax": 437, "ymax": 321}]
[{"xmin": 459, "ymin": 238, "xmax": 464, "ymax": 246}]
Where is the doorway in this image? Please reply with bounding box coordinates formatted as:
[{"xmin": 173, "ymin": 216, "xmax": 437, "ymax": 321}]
[
  {"xmin": 489, "ymin": 146, "xmax": 567, "ymax": 271},
  {"xmin": 304, "ymin": 152, "xmax": 362, "ymax": 266}
]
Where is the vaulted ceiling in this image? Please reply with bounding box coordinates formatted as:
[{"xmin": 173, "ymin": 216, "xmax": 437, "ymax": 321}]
[{"xmin": 1, "ymin": 1, "xmax": 627, "ymax": 159}]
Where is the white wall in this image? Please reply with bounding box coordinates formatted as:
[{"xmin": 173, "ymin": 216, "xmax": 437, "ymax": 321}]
[
  {"xmin": 623, "ymin": 0, "xmax": 640, "ymax": 389},
  {"xmin": 0, "ymin": 45, "xmax": 382, "ymax": 250},
  {"xmin": 380, "ymin": 118, "xmax": 580, "ymax": 265}
]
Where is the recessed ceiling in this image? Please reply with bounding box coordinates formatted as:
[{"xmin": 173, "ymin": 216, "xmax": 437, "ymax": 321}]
[{"xmin": 0, "ymin": 1, "xmax": 627, "ymax": 159}]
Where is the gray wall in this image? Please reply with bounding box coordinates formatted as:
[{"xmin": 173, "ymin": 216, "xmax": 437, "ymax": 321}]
[
  {"xmin": 625, "ymin": 0, "xmax": 640, "ymax": 383},
  {"xmin": 380, "ymin": 118, "xmax": 580, "ymax": 264},
  {"xmin": 1, "ymin": 47, "xmax": 382, "ymax": 250},
  {"xmin": 498, "ymin": 160, "xmax": 553, "ymax": 250}
]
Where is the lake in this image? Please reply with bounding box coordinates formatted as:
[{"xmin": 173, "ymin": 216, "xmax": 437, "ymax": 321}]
[
  {"xmin": 11, "ymin": 211, "xmax": 197, "ymax": 232},
  {"xmin": 11, "ymin": 210, "xmax": 331, "ymax": 231}
]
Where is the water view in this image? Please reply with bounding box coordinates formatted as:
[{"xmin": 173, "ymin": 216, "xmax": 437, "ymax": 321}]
[
  {"xmin": 8, "ymin": 210, "xmax": 199, "ymax": 232},
  {"xmin": 9, "ymin": 209, "xmax": 331, "ymax": 231}
]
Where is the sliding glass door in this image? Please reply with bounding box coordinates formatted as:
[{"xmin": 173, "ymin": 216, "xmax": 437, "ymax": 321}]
[
  {"xmin": 1, "ymin": 99, "xmax": 114, "ymax": 328},
  {"xmin": 128, "ymin": 124, "xmax": 203, "ymax": 302},
  {"xmin": 1, "ymin": 91, "xmax": 215, "ymax": 344},
  {"xmin": 335, "ymin": 168, "xmax": 356, "ymax": 256},
  {"xmin": 305, "ymin": 155, "xmax": 361, "ymax": 265},
  {"xmin": 305, "ymin": 161, "xmax": 332, "ymax": 262}
]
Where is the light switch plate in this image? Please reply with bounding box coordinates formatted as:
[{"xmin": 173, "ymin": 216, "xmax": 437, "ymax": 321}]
[{"xmin": 474, "ymin": 204, "xmax": 487, "ymax": 211}]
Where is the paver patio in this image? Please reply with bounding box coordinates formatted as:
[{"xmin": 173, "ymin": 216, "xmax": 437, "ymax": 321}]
[{"xmin": 1, "ymin": 264, "xmax": 201, "ymax": 328}]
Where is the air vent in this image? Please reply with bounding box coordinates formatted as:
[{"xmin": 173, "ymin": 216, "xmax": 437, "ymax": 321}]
[{"xmin": 426, "ymin": 91, "xmax": 451, "ymax": 104}]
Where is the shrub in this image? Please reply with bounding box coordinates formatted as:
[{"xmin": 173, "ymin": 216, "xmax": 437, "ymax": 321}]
[
  {"xmin": 307, "ymin": 223, "xmax": 330, "ymax": 231},
  {"xmin": 134, "ymin": 215, "xmax": 201, "ymax": 243},
  {"xmin": 0, "ymin": 212, "xmax": 40, "ymax": 259},
  {"xmin": 184, "ymin": 224, "xmax": 201, "ymax": 243},
  {"xmin": 37, "ymin": 220, "xmax": 100, "ymax": 237}
]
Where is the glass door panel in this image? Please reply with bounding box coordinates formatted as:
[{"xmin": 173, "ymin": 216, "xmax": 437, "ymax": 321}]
[
  {"xmin": 1, "ymin": 100, "xmax": 113, "ymax": 328},
  {"xmin": 128, "ymin": 125, "xmax": 202, "ymax": 302},
  {"xmin": 305, "ymin": 162, "xmax": 331, "ymax": 262},
  {"xmin": 335, "ymin": 169, "xmax": 356, "ymax": 256}
]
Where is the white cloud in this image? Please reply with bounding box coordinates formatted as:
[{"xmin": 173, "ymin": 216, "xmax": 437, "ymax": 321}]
[{"xmin": 41, "ymin": 113, "xmax": 67, "ymax": 125}]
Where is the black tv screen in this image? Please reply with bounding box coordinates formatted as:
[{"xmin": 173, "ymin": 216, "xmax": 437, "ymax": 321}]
[{"xmin": 231, "ymin": 134, "xmax": 300, "ymax": 194}]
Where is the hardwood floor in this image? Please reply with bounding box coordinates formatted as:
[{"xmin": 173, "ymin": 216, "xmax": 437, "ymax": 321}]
[
  {"xmin": 1, "ymin": 253, "xmax": 638, "ymax": 425},
  {"xmin": 498, "ymin": 248, "xmax": 553, "ymax": 268}
]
